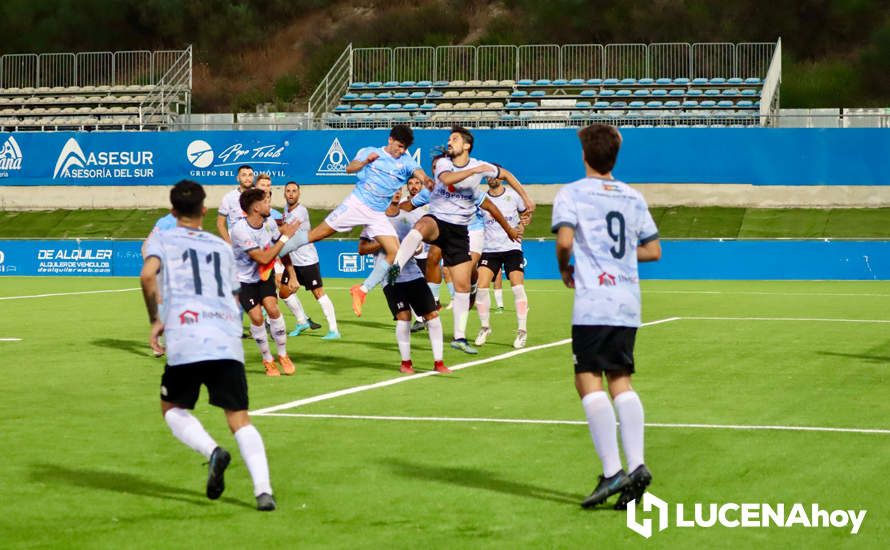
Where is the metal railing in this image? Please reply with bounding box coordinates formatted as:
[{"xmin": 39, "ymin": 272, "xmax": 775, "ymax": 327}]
[
  {"xmin": 759, "ymin": 38, "xmax": 782, "ymax": 126},
  {"xmin": 139, "ymin": 46, "xmax": 193, "ymax": 130},
  {"xmin": 0, "ymin": 47, "xmax": 191, "ymax": 88},
  {"xmin": 309, "ymin": 44, "xmax": 353, "ymax": 119}
]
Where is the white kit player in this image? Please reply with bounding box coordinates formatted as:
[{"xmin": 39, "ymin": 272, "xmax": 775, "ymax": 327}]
[
  {"xmin": 474, "ymin": 174, "xmax": 531, "ymax": 349},
  {"xmin": 216, "ymin": 164, "xmax": 255, "ymax": 243},
  {"xmin": 551, "ymin": 124, "xmax": 661, "ymax": 510},
  {"xmin": 140, "ymin": 180, "xmax": 277, "ymax": 511},
  {"xmin": 393, "ymin": 126, "xmax": 521, "ymax": 354}
]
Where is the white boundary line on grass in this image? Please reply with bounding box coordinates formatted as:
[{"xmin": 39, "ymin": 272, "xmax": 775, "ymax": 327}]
[
  {"xmin": 0, "ymin": 337, "xmax": 22, "ymax": 341},
  {"xmin": 255, "ymin": 413, "xmax": 890, "ymax": 435},
  {"xmin": 682, "ymin": 316, "xmax": 890, "ymax": 324},
  {"xmin": 250, "ymin": 317, "xmax": 681, "ymax": 416},
  {"xmin": 0, "ymin": 288, "xmax": 139, "ymax": 300},
  {"xmin": 326, "ymin": 286, "xmax": 890, "ymax": 298}
]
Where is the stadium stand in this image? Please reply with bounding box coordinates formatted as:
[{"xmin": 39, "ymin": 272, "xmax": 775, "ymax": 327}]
[
  {"xmin": 0, "ymin": 47, "xmax": 192, "ymax": 131},
  {"xmin": 310, "ymin": 41, "xmax": 780, "ymax": 129}
]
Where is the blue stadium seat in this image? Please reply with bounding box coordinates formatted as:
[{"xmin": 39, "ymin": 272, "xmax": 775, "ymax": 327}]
[
  {"xmin": 686, "ymin": 89, "xmax": 703, "ymax": 97},
  {"xmin": 673, "ymin": 77, "xmax": 691, "ymax": 85},
  {"xmin": 717, "ymin": 100, "xmax": 734, "ymax": 108},
  {"xmin": 575, "ymin": 101, "xmax": 592, "ymax": 108},
  {"xmin": 499, "ymin": 113, "xmax": 517, "ymax": 121},
  {"xmin": 420, "ymin": 103, "xmax": 436, "ymax": 110},
  {"xmin": 682, "ymin": 100, "xmax": 699, "ymax": 107},
  {"xmin": 754, "ymin": 101, "xmax": 761, "ymax": 108},
  {"xmin": 505, "ymin": 101, "xmax": 522, "ymax": 109},
  {"xmin": 727, "ymin": 77, "xmax": 743, "ymax": 85},
  {"xmin": 722, "ymin": 89, "xmax": 740, "ymax": 97},
  {"xmin": 351, "ymin": 104, "xmax": 368, "ymax": 111},
  {"xmin": 691, "ymin": 78, "xmax": 708, "ymax": 86},
  {"xmin": 655, "ymin": 78, "xmax": 673, "ymax": 85},
  {"xmin": 638, "ymin": 78, "xmax": 655, "ymax": 86},
  {"xmin": 360, "ymin": 92, "xmax": 375, "ymax": 100},
  {"xmin": 393, "ymin": 92, "xmax": 409, "ymax": 99},
  {"xmin": 414, "ymin": 113, "xmax": 431, "ymax": 122},
  {"xmin": 510, "ymin": 90, "xmax": 528, "ymax": 98},
  {"xmin": 342, "ymin": 93, "xmax": 359, "ymax": 100},
  {"xmin": 376, "ymin": 92, "xmax": 393, "ymax": 99},
  {"xmin": 633, "ymin": 89, "xmax": 650, "ymax": 97},
  {"xmin": 384, "ymin": 81, "xmax": 400, "ymax": 88},
  {"xmin": 704, "ymin": 89, "xmax": 721, "ymax": 96},
  {"xmin": 594, "ymin": 101, "xmax": 610, "ymax": 109},
  {"xmin": 741, "ymin": 89, "xmax": 758, "ymax": 96},
  {"xmin": 664, "ymin": 100, "xmax": 681, "ymax": 108},
  {"xmin": 610, "ymin": 101, "xmax": 628, "ymax": 108},
  {"xmin": 369, "ymin": 103, "xmax": 385, "ymax": 111},
  {"xmin": 700, "ymin": 100, "xmax": 717, "ymax": 107},
  {"xmin": 579, "ymin": 89, "xmax": 597, "ymax": 97},
  {"xmin": 553, "ymin": 79, "xmax": 569, "ymax": 86},
  {"xmin": 409, "ymin": 91, "xmax": 426, "ymax": 99},
  {"xmin": 652, "ymin": 89, "xmax": 668, "ymax": 96},
  {"xmin": 709, "ymin": 77, "xmax": 726, "ymax": 85},
  {"xmin": 385, "ymin": 103, "xmax": 402, "ymax": 110},
  {"xmin": 745, "ymin": 77, "xmax": 762, "ymax": 85},
  {"xmin": 517, "ymin": 79, "xmax": 534, "ymax": 86},
  {"xmin": 603, "ymin": 78, "xmax": 619, "ymax": 86},
  {"xmin": 535, "ymin": 79, "xmax": 552, "ymax": 86},
  {"xmin": 736, "ymin": 100, "xmax": 754, "ymax": 108},
  {"xmin": 427, "ymin": 90, "xmax": 444, "ymax": 98},
  {"xmin": 629, "ymin": 101, "xmax": 645, "ymax": 108},
  {"xmin": 520, "ymin": 101, "xmax": 538, "ymax": 109},
  {"xmin": 646, "ymin": 100, "xmax": 663, "ymax": 108},
  {"xmin": 400, "ymin": 81, "xmax": 416, "ymax": 87},
  {"xmin": 616, "ymin": 89, "xmax": 632, "ymax": 97},
  {"xmin": 417, "ymin": 80, "xmax": 433, "ymax": 87},
  {"xmin": 433, "ymin": 80, "xmax": 449, "ymax": 87},
  {"xmin": 402, "ymin": 103, "xmax": 419, "ymax": 110},
  {"xmin": 367, "ymin": 81, "xmax": 383, "ymax": 88},
  {"xmin": 334, "ymin": 104, "xmax": 350, "ymax": 112},
  {"xmin": 530, "ymin": 90, "xmax": 547, "ymax": 97},
  {"xmin": 569, "ymin": 78, "xmax": 586, "ymax": 86},
  {"xmin": 619, "ymin": 78, "xmax": 636, "ymax": 86},
  {"xmin": 599, "ymin": 89, "xmax": 616, "ymax": 97},
  {"xmin": 350, "ymin": 82, "xmax": 367, "ymax": 89},
  {"xmin": 668, "ymin": 89, "xmax": 685, "ymax": 96}
]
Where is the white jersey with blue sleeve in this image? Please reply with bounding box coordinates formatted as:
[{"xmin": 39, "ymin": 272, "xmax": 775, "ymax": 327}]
[
  {"xmin": 218, "ymin": 188, "xmax": 245, "ymax": 229},
  {"xmin": 284, "ymin": 204, "xmax": 320, "ymax": 266},
  {"xmin": 229, "ymin": 217, "xmax": 281, "ymax": 284},
  {"xmin": 351, "ymin": 147, "xmax": 420, "ymax": 212},
  {"xmin": 430, "ymin": 157, "xmax": 497, "ymax": 225},
  {"xmin": 144, "ymin": 227, "xmax": 244, "ymax": 366},
  {"xmin": 551, "ymin": 177, "xmax": 658, "ymax": 328},
  {"xmin": 482, "ymin": 188, "xmax": 526, "ymax": 253}
]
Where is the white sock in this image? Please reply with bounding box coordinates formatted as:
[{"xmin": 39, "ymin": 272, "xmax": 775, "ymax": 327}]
[
  {"xmin": 283, "ymin": 294, "xmax": 308, "ymax": 324},
  {"xmin": 513, "ymin": 284, "xmax": 528, "ymax": 332},
  {"xmin": 428, "ymin": 281, "xmax": 440, "ymax": 301},
  {"xmin": 427, "ymin": 316, "xmax": 444, "ymax": 361},
  {"xmin": 613, "ymin": 391, "xmax": 645, "ymax": 471},
  {"xmin": 493, "ymin": 288, "xmax": 504, "ymax": 308},
  {"xmin": 164, "ymin": 408, "xmax": 217, "ymax": 459},
  {"xmin": 269, "ymin": 315, "xmax": 287, "ymax": 356},
  {"xmin": 453, "ymin": 292, "xmax": 470, "ymax": 340},
  {"xmin": 234, "ymin": 424, "xmax": 273, "ymax": 497},
  {"xmin": 476, "ymin": 287, "xmax": 491, "ymax": 328},
  {"xmin": 317, "ymin": 294, "xmax": 338, "ymax": 332},
  {"xmin": 411, "ymin": 307, "xmax": 422, "ymax": 323},
  {"xmin": 396, "ymin": 320, "xmax": 411, "ymax": 361},
  {"xmin": 250, "ymin": 323, "xmax": 273, "ymax": 362},
  {"xmin": 395, "ymin": 229, "xmax": 423, "ymax": 268},
  {"xmin": 581, "ymin": 391, "xmax": 622, "ymax": 477}
]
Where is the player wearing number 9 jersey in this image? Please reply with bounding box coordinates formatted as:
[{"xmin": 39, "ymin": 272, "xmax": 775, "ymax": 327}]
[
  {"xmin": 551, "ymin": 124, "xmax": 661, "ymax": 511},
  {"xmin": 141, "ymin": 180, "xmax": 277, "ymax": 511}
]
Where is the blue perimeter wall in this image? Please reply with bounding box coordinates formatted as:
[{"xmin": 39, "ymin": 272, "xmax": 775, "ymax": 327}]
[
  {"xmin": 2, "ymin": 128, "xmax": 890, "ymax": 186},
  {"xmin": 1, "ymin": 239, "xmax": 888, "ymax": 280}
]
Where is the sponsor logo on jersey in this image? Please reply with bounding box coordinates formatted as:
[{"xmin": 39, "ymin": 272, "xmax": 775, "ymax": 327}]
[
  {"xmin": 179, "ymin": 310, "xmax": 200, "ymax": 325},
  {"xmin": 598, "ymin": 271, "xmax": 616, "ymax": 286},
  {"xmin": 52, "ymin": 137, "xmax": 154, "ymax": 179}
]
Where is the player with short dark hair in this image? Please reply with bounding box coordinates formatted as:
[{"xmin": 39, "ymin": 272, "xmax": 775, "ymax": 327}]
[
  {"xmin": 216, "ymin": 164, "xmax": 255, "ymax": 243},
  {"xmin": 230, "ymin": 188, "xmax": 300, "ymax": 376},
  {"xmin": 552, "ymin": 124, "xmax": 661, "ymax": 510},
  {"xmin": 140, "ymin": 179, "xmax": 277, "ymax": 511}
]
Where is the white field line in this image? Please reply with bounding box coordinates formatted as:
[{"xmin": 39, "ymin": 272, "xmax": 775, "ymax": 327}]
[
  {"xmin": 256, "ymin": 413, "xmax": 890, "ymax": 435},
  {"xmin": 250, "ymin": 317, "xmax": 681, "ymax": 416},
  {"xmin": 0, "ymin": 338, "xmax": 22, "ymax": 341},
  {"xmin": 0, "ymin": 288, "xmax": 139, "ymax": 300},
  {"xmin": 682, "ymin": 316, "xmax": 890, "ymax": 324},
  {"xmin": 326, "ymin": 286, "xmax": 890, "ymax": 298}
]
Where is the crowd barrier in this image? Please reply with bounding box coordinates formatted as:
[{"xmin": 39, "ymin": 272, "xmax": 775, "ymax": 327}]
[
  {"xmin": 1, "ymin": 128, "xmax": 890, "ymax": 187},
  {"xmin": 1, "ymin": 239, "xmax": 888, "ymax": 280}
]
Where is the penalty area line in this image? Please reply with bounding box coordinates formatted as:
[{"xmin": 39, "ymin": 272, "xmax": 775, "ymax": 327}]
[
  {"xmin": 250, "ymin": 317, "xmax": 680, "ymax": 416},
  {"xmin": 0, "ymin": 288, "xmax": 140, "ymax": 300},
  {"xmin": 256, "ymin": 413, "xmax": 890, "ymax": 435},
  {"xmin": 0, "ymin": 337, "xmax": 22, "ymax": 342}
]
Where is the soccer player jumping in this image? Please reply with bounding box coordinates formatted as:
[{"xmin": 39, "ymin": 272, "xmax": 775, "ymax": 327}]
[{"xmin": 552, "ymin": 124, "xmax": 661, "ymax": 509}]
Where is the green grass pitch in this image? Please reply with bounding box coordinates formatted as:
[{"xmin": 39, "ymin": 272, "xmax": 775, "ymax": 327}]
[{"xmin": 0, "ymin": 277, "xmax": 888, "ymax": 548}]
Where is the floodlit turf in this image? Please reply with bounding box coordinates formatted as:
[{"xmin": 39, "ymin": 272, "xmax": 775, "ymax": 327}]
[
  {"xmin": 1, "ymin": 277, "xmax": 889, "ymax": 548},
  {"xmin": 5, "ymin": 206, "xmax": 890, "ymax": 239}
]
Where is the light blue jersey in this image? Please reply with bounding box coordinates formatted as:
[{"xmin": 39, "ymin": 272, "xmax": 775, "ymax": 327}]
[
  {"xmin": 351, "ymin": 146, "xmax": 420, "ymax": 212},
  {"xmin": 154, "ymin": 213, "xmax": 177, "ymax": 232},
  {"xmin": 551, "ymin": 177, "xmax": 658, "ymax": 328}
]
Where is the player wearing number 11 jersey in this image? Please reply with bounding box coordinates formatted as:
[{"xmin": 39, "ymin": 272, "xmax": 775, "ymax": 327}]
[{"xmin": 551, "ymin": 124, "xmax": 661, "ymax": 511}]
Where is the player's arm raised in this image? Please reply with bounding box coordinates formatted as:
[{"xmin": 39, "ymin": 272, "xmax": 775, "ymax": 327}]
[
  {"xmin": 246, "ymin": 221, "xmax": 300, "ymax": 265},
  {"xmin": 555, "ymin": 226, "xmax": 575, "ymax": 289},
  {"xmin": 412, "ymin": 168, "xmax": 436, "ymax": 190},
  {"xmin": 346, "ymin": 152, "xmax": 379, "ymax": 174},
  {"xmin": 438, "ymin": 163, "xmax": 495, "ymax": 188},
  {"xmin": 480, "ymin": 197, "xmax": 522, "ymax": 241},
  {"xmin": 139, "ymin": 255, "xmax": 165, "ymax": 354},
  {"xmin": 497, "ymin": 167, "xmax": 536, "ymax": 214}
]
